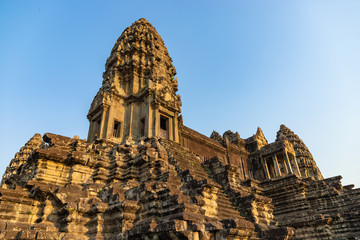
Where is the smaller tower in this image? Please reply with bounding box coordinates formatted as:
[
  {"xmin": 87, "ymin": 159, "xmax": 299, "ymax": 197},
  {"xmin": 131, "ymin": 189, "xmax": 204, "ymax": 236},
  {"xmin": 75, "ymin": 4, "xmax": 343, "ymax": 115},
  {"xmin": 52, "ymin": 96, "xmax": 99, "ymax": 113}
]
[
  {"xmin": 276, "ymin": 124, "xmax": 323, "ymax": 180},
  {"xmin": 87, "ymin": 18, "xmax": 182, "ymax": 143}
]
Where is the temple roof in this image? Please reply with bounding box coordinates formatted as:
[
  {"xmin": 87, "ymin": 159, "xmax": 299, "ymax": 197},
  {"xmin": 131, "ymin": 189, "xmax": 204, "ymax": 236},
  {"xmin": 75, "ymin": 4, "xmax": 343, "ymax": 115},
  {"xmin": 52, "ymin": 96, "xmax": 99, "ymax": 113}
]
[
  {"xmin": 105, "ymin": 18, "xmax": 176, "ymax": 78},
  {"xmin": 88, "ymin": 18, "xmax": 181, "ymax": 119},
  {"xmin": 96, "ymin": 18, "xmax": 181, "ymax": 110},
  {"xmin": 277, "ymin": 124, "xmax": 323, "ymax": 180}
]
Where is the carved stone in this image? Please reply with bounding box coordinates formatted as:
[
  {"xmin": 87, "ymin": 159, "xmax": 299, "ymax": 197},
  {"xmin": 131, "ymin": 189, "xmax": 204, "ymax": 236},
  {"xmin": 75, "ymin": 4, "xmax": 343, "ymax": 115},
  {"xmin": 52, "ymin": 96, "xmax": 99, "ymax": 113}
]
[{"xmin": 1, "ymin": 18, "xmax": 359, "ymax": 239}]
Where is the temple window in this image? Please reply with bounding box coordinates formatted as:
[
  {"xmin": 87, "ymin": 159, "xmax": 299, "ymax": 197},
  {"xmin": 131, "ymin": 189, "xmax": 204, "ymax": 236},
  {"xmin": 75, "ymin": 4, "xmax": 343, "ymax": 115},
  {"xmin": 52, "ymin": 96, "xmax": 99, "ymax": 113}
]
[
  {"xmin": 113, "ymin": 120, "xmax": 121, "ymax": 138},
  {"xmin": 140, "ymin": 118, "xmax": 145, "ymax": 137},
  {"xmin": 266, "ymin": 158, "xmax": 276, "ymax": 179},
  {"xmin": 160, "ymin": 115, "xmax": 169, "ymax": 139},
  {"xmin": 288, "ymin": 154, "xmax": 298, "ymax": 174},
  {"xmin": 93, "ymin": 118, "xmax": 101, "ymax": 139},
  {"xmin": 276, "ymin": 154, "xmax": 286, "ymax": 174}
]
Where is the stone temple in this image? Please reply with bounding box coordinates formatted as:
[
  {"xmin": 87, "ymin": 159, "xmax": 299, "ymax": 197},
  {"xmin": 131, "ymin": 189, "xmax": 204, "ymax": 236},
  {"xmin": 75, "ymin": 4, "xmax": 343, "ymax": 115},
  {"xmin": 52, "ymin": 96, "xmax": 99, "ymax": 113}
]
[{"xmin": 1, "ymin": 18, "xmax": 359, "ymax": 239}]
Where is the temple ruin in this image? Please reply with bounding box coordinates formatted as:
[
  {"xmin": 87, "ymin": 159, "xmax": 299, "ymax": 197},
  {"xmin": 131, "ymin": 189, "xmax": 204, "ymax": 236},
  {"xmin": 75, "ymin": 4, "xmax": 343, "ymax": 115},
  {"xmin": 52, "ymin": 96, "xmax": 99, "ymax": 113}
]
[{"xmin": 1, "ymin": 18, "xmax": 359, "ymax": 239}]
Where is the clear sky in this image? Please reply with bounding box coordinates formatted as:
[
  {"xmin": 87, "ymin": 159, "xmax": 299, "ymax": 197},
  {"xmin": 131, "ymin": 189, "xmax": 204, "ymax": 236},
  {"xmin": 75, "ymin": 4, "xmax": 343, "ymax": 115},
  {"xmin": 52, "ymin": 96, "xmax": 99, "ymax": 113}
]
[{"xmin": 1, "ymin": 1, "xmax": 359, "ymax": 187}]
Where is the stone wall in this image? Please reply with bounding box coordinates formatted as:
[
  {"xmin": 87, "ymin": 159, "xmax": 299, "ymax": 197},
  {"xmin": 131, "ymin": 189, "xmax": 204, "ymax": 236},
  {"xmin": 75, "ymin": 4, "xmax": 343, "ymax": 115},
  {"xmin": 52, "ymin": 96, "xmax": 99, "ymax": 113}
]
[
  {"xmin": 180, "ymin": 126, "xmax": 250, "ymax": 181},
  {"xmin": 180, "ymin": 126, "xmax": 228, "ymax": 163}
]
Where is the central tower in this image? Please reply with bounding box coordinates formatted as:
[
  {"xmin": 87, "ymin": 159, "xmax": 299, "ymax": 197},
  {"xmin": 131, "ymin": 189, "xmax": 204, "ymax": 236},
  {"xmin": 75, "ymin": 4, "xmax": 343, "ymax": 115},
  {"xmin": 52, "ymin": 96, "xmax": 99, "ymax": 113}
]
[{"xmin": 87, "ymin": 18, "xmax": 181, "ymax": 143}]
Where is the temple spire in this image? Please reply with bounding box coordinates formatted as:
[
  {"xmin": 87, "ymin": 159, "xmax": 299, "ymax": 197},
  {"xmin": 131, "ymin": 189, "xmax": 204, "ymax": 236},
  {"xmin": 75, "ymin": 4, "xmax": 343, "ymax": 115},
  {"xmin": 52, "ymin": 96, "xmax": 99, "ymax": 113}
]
[
  {"xmin": 87, "ymin": 18, "xmax": 182, "ymax": 143},
  {"xmin": 277, "ymin": 124, "xmax": 323, "ymax": 180}
]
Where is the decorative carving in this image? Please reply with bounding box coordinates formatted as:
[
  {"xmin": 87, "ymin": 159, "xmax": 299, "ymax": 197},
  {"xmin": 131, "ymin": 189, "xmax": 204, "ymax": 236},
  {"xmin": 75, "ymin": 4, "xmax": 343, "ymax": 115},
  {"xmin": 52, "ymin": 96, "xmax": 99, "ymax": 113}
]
[
  {"xmin": 87, "ymin": 18, "xmax": 182, "ymax": 143},
  {"xmin": 277, "ymin": 124, "xmax": 323, "ymax": 180},
  {"xmin": 1, "ymin": 18, "xmax": 358, "ymax": 240}
]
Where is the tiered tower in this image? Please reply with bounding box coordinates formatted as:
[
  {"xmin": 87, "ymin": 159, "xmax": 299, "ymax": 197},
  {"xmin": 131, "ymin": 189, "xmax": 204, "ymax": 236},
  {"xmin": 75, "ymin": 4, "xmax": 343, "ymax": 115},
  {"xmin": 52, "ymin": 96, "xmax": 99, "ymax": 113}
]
[
  {"xmin": 276, "ymin": 124, "xmax": 323, "ymax": 180},
  {"xmin": 1, "ymin": 18, "xmax": 359, "ymax": 240},
  {"xmin": 87, "ymin": 18, "xmax": 181, "ymax": 143}
]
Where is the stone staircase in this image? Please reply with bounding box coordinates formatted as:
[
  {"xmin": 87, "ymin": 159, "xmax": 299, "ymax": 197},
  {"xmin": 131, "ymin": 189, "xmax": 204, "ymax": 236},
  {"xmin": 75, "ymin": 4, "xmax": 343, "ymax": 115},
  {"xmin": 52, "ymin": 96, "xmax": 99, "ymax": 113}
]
[
  {"xmin": 261, "ymin": 174, "xmax": 360, "ymax": 239},
  {"xmin": 202, "ymin": 156, "xmax": 294, "ymax": 239},
  {"xmin": 161, "ymin": 139, "xmax": 260, "ymax": 239}
]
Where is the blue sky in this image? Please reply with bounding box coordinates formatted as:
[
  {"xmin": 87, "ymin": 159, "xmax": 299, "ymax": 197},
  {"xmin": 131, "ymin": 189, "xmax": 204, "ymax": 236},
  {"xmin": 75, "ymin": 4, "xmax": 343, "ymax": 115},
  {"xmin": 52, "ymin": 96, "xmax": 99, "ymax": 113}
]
[{"xmin": 1, "ymin": 1, "xmax": 359, "ymax": 187}]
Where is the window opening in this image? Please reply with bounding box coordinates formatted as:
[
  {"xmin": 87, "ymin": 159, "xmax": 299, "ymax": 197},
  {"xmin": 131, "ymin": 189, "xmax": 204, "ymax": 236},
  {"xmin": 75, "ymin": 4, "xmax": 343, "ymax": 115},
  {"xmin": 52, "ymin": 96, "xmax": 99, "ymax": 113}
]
[
  {"xmin": 113, "ymin": 121, "xmax": 121, "ymax": 138},
  {"xmin": 266, "ymin": 158, "xmax": 276, "ymax": 179},
  {"xmin": 288, "ymin": 154, "xmax": 296, "ymax": 173},
  {"xmin": 160, "ymin": 115, "xmax": 169, "ymax": 139},
  {"xmin": 140, "ymin": 118, "xmax": 145, "ymax": 137},
  {"xmin": 276, "ymin": 154, "xmax": 286, "ymax": 174},
  {"xmin": 94, "ymin": 118, "xmax": 101, "ymax": 139}
]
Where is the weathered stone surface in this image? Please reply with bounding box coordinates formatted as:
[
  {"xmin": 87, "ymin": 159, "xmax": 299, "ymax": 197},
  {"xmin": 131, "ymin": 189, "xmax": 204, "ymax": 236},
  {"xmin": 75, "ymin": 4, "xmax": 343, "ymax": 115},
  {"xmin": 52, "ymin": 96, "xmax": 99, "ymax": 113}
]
[
  {"xmin": 1, "ymin": 18, "xmax": 359, "ymax": 239},
  {"xmin": 1, "ymin": 133, "xmax": 43, "ymax": 188},
  {"xmin": 276, "ymin": 124, "xmax": 323, "ymax": 180},
  {"xmin": 87, "ymin": 18, "xmax": 181, "ymax": 144}
]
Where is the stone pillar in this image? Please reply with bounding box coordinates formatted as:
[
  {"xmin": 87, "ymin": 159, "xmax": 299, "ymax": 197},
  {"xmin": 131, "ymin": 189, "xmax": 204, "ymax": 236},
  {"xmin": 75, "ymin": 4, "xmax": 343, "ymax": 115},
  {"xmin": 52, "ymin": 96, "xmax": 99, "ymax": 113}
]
[
  {"xmin": 283, "ymin": 150, "xmax": 293, "ymax": 174},
  {"xmin": 286, "ymin": 151, "xmax": 301, "ymax": 177},
  {"xmin": 174, "ymin": 114, "xmax": 179, "ymax": 143},
  {"xmin": 87, "ymin": 121, "xmax": 94, "ymax": 141},
  {"xmin": 154, "ymin": 106, "xmax": 160, "ymax": 137},
  {"xmin": 146, "ymin": 100, "xmax": 151, "ymax": 138},
  {"xmin": 261, "ymin": 156, "xmax": 271, "ymax": 180},
  {"xmin": 169, "ymin": 116, "xmax": 173, "ymax": 141},
  {"xmin": 277, "ymin": 154, "xmax": 289, "ymax": 174},
  {"xmin": 145, "ymin": 98, "xmax": 155, "ymax": 138},
  {"xmin": 127, "ymin": 102, "xmax": 133, "ymax": 140},
  {"xmin": 99, "ymin": 105, "xmax": 109, "ymax": 139},
  {"xmin": 272, "ymin": 155, "xmax": 281, "ymax": 177},
  {"xmin": 104, "ymin": 106, "xmax": 111, "ymax": 139}
]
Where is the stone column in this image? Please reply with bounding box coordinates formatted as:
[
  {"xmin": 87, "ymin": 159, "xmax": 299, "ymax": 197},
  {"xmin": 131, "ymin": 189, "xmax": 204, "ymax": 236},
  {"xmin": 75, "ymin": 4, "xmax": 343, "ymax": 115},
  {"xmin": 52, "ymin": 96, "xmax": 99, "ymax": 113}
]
[
  {"xmin": 104, "ymin": 106, "xmax": 111, "ymax": 139},
  {"xmin": 283, "ymin": 150, "xmax": 293, "ymax": 174},
  {"xmin": 286, "ymin": 150, "xmax": 301, "ymax": 177},
  {"xmin": 278, "ymin": 154, "xmax": 289, "ymax": 174},
  {"xmin": 169, "ymin": 116, "xmax": 173, "ymax": 141},
  {"xmin": 282, "ymin": 158, "xmax": 289, "ymax": 174},
  {"xmin": 174, "ymin": 114, "xmax": 179, "ymax": 143},
  {"xmin": 272, "ymin": 155, "xmax": 281, "ymax": 177},
  {"xmin": 99, "ymin": 105, "xmax": 109, "ymax": 139},
  {"xmin": 154, "ymin": 106, "xmax": 160, "ymax": 137},
  {"xmin": 126, "ymin": 102, "xmax": 133, "ymax": 140},
  {"xmin": 261, "ymin": 156, "xmax": 271, "ymax": 180},
  {"xmin": 146, "ymin": 99, "xmax": 153, "ymax": 138},
  {"xmin": 87, "ymin": 121, "xmax": 94, "ymax": 141}
]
